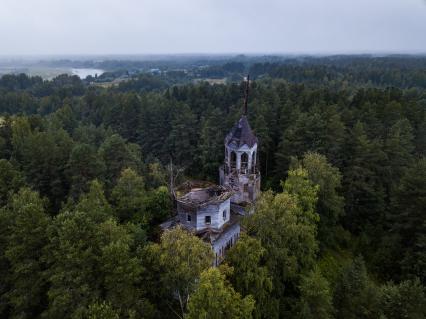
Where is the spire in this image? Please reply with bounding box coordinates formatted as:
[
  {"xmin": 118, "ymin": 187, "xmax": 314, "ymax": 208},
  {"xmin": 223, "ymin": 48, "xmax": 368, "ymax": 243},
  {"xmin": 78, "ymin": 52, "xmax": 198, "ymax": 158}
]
[
  {"xmin": 243, "ymin": 74, "xmax": 250, "ymax": 115},
  {"xmin": 224, "ymin": 74, "xmax": 258, "ymax": 148}
]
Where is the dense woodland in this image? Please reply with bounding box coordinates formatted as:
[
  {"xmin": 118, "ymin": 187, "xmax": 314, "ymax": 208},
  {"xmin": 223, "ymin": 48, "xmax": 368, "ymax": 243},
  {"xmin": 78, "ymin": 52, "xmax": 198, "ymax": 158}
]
[{"xmin": 0, "ymin": 56, "xmax": 425, "ymax": 319}]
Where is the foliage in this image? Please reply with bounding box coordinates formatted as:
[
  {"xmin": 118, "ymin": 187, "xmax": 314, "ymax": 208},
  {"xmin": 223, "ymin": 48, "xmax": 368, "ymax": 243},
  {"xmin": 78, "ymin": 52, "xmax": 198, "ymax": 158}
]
[
  {"xmin": 44, "ymin": 181, "xmax": 153, "ymax": 319},
  {"xmin": 2, "ymin": 188, "xmax": 50, "ymax": 318},
  {"xmin": 389, "ymin": 158, "xmax": 426, "ymax": 282},
  {"xmin": 87, "ymin": 301, "xmax": 119, "ymax": 319},
  {"xmin": 0, "ymin": 57, "xmax": 425, "ymax": 318},
  {"xmin": 0, "ymin": 159, "xmax": 24, "ymax": 206},
  {"xmin": 333, "ymin": 256, "xmax": 382, "ymax": 319},
  {"xmin": 225, "ymin": 234, "xmax": 275, "ymax": 318},
  {"xmin": 111, "ymin": 168, "xmax": 147, "ymax": 223},
  {"xmin": 298, "ymin": 267, "xmax": 334, "ymax": 319},
  {"xmin": 244, "ymin": 168, "xmax": 319, "ymax": 316},
  {"xmin": 67, "ymin": 143, "xmax": 105, "ymax": 198},
  {"xmin": 379, "ymin": 278, "xmax": 426, "ymax": 319},
  {"xmin": 293, "ymin": 152, "xmax": 344, "ymax": 248},
  {"xmin": 186, "ymin": 267, "xmax": 255, "ymax": 319},
  {"xmin": 144, "ymin": 226, "xmax": 213, "ymax": 317}
]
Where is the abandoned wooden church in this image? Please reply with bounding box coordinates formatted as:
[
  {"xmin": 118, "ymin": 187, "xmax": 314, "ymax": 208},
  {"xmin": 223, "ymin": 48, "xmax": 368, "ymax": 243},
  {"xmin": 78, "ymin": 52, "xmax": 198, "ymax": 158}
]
[{"xmin": 161, "ymin": 78, "xmax": 260, "ymax": 265}]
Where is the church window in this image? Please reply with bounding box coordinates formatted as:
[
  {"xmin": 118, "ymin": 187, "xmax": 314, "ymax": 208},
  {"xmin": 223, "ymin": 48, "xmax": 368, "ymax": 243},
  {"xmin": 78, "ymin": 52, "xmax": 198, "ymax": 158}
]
[
  {"xmin": 223, "ymin": 209, "xmax": 227, "ymax": 220},
  {"xmin": 205, "ymin": 215, "xmax": 211, "ymax": 224},
  {"xmin": 230, "ymin": 151, "xmax": 237, "ymax": 168},
  {"xmin": 252, "ymin": 151, "xmax": 256, "ymax": 171},
  {"xmin": 187, "ymin": 214, "xmax": 191, "ymax": 222},
  {"xmin": 241, "ymin": 152, "xmax": 248, "ymax": 170}
]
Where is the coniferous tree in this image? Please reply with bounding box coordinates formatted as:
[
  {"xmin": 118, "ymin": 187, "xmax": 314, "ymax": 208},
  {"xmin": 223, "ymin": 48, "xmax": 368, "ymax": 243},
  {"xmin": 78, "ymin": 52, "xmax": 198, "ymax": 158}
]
[
  {"xmin": 0, "ymin": 159, "xmax": 25, "ymax": 206},
  {"xmin": 342, "ymin": 121, "xmax": 387, "ymax": 233},
  {"xmin": 4, "ymin": 188, "xmax": 50, "ymax": 319},
  {"xmin": 87, "ymin": 301, "xmax": 119, "ymax": 319},
  {"xmin": 144, "ymin": 186, "xmax": 173, "ymax": 229},
  {"xmin": 298, "ymin": 267, "xmax": 334, "ymax": 319},
  {"xmin": 295, "ymin": 152, "xmax": 344, "ymax": 248},
  {"xmin": 0, "ymin": 207, "xmax": 11, "ymax": 317},
  {"xmin": 384, "ymin": 118, "xmax": 415, "ymax": 192},
  {"xmin": 0, "ymin": 115, "xmax": 13, "ymax": 159},
  {"xmin": 380, "ymin": 279, "xmax": 426, "ymax": 319},
  {"xmin": 334, "ymin": 256, "xmax": 381, "ymax": 319},
  {"xmin": 45, "ymin": 181, "xmax": 152, "ymax": 318},
  {"xmin": 12, "ymin": 126, "xmax": 73, "ymax": 210},
  {"xmin": 389, "ymin": 158, "xmax": 426, "ymax": 282},
  {"xmin": 111, "ymin": 93, "xmax": 142, "ymax": 143},
  {"xmin": 111, "ymin": 168, "xmax": 147, "ymax": 224},
  {"xmin": 198, "ymin": 108, "xmax": 226, "ymax": 178},
  {"xmin": 45, "ymin": 182, "xmax": 112, "ymax": 318},
  {"xmin": 67, "ymin": 143, "xmax": 105, "ymax": 199},
  {"xmin": 166, "ymin": 103, "xmax": 198, "ymax": 168},
  {"xmin": 252, "ymin": 112, "xmax": 273, "ymax": 178},
  {"xmin": 98, "ymin": 134, "xmax": 143, "ymax": 186}
]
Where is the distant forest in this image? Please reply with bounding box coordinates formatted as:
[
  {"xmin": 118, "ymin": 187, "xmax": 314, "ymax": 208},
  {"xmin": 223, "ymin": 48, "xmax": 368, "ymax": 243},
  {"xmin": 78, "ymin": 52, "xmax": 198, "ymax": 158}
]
[{"xmin": 0, "ymin": 55, "xmax": 425, "ymax": 318}]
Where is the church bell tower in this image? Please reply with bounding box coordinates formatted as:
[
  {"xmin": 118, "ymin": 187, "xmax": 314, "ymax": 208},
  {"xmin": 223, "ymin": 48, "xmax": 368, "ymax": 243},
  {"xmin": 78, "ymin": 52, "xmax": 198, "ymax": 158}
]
[{"xmin": 219, "ymin": 76, "xmax": 261, "ymax": 204}]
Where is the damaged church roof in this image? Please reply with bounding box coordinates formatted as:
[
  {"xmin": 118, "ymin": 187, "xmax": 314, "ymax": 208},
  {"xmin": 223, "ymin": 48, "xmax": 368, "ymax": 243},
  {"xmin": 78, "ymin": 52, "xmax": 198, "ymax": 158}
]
[{"xmin": 176, "ymin": 181, "xmax": 233, "ymax": 208}]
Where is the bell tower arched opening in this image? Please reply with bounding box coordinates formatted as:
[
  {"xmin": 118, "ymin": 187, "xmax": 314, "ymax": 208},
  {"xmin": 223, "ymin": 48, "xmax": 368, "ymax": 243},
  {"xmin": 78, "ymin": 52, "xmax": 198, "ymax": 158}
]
[
  {"xmin": 251, "ymin": 151, "xmax": 256, "ymax": 173},
  {"xmin": 230, "ymin": 151, "xmax": 237, "ymax": 169},
  {"xmin": 241, "ymin": 152, "xmax": 248, "ymax": 172}
]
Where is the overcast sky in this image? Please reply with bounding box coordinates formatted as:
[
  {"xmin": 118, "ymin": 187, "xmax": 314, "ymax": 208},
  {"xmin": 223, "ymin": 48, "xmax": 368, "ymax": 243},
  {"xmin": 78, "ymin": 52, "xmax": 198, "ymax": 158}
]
[{"xmin": 1, "ymin": 0, "xmax": 426, "ymax": 55}]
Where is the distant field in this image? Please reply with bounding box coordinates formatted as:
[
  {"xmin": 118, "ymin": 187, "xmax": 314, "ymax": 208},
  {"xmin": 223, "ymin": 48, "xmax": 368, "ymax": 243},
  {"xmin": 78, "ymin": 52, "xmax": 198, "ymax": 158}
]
[
  {"xmin": 0, "ymin": 67, "xmax": 70, "ymax": 79},
  {"xmin": 194, "ymin": 78, "xmax": 227, "ymax": 85},
  {"xmin": 0, "ymin": 67, "xmax": 104, "ymax": 80}
]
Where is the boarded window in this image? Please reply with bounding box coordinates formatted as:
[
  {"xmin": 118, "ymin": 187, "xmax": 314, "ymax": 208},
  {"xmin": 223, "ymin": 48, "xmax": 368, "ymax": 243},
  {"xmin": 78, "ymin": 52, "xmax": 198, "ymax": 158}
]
[{"xmin": 205, "ymin": 215, "xmax": 211, "ymax": 224}]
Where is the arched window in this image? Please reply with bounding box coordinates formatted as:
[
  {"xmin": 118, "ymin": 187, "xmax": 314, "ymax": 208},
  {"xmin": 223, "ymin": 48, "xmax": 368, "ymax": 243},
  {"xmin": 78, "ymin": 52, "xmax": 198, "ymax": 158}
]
[
  {"xmin": 252, "ymin": 151, "xmax": 256, "ymax": 172},
  {"xmin": 241, "ymin": 152, "xmax": 248, "ymax": 171},
  {"xmin": 230, "ymin": 151, "xmax": 237, "ymax": 168}
]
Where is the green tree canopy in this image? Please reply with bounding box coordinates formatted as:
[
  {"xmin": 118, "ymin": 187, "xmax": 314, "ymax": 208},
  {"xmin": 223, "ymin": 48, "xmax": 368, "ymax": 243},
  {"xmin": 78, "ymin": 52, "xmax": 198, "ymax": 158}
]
[
  {"xmin": 244, "ymin": 167, "xmax": 319, "ymax": 315},
  {"xmin": 298, "ymin": 267, "xmax": 334, "ymax": 319},
  {"xmin": 389, "ymin": 158, "xmax": 426, "ymax": 282},
  {"xmin": 186, "ymin": 267, "xmax": 255, "ymax": 319},
  {"xmin": 144, "ymin": 226, "xmax": 213, "ymax": 317},
  {"xmin": 293, "ymin": 152, "xmax": 344, "ymax": 248},
  {"xmin": 0, "ymin": 159, "xmax": 24, "ymax": 206},
  {"xmin": 333, "ymin": 256, "xmax": 381, "ymax": 319},
  {"xmin": 3, "ymin": 188, "xmax": 50, "ymax": 318},
  {"xmin": 225, "ymin": 234, "xmax": 275, "ymax": 319},
  {"xmin": 111, "ymin": 168, "xmax": 147, "ymax": 224}
]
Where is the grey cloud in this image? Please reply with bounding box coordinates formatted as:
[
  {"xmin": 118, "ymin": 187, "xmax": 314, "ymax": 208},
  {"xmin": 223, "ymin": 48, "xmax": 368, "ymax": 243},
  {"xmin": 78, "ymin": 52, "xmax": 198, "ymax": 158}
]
[{"xmin": 0, "ymin": 0, "xmax": 425, "ymax": 54}]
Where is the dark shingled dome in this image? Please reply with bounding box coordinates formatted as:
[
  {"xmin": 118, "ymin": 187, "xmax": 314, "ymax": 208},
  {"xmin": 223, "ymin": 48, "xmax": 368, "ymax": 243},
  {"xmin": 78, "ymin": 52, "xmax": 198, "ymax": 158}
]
[{"xmin": 225, "ymin": 115, "xmax": 258, "ymax": 148}]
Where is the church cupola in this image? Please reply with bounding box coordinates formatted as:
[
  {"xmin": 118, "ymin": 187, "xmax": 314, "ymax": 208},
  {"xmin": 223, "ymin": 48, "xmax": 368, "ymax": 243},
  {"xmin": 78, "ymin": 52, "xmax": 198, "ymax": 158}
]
[
  {"xmin": 219, "ymin": 75, "xmax": 261, "ymax": 204},
  {"xmin": 224, "ymin": 115, "xmax": 258, "ymax": 174}
]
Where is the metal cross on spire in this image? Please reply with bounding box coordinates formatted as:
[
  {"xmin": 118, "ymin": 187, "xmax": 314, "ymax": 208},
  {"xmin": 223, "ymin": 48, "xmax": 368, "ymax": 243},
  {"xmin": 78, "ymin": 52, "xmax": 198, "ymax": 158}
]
[{"xmin": 243, "ymin": 74, "xmax": 250, "ymax": 115}]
